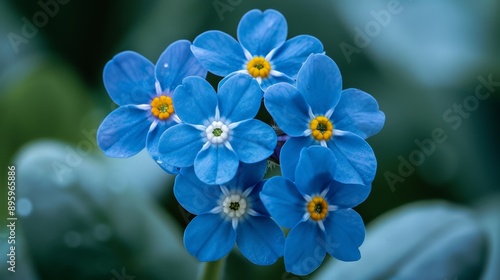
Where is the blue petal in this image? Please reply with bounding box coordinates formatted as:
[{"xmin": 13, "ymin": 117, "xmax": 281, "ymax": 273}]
[
  {"xmin": 194, "ymin": 144, "xmax": 239, "ymax": 185},
  {"xmin": 326, "ymin": 180, "xmax": 371, "ymax": 210},
  {"xmin": 146, "ymin": 120, "xmax": 179, "ymax": 174},
  {"xmin": 264, "ymin": 83, "xmax": 310, "ymax": 137},
  {"xmin": 155, "ymin": 40, "xmax": 207, "ymax": 93},
  {"xmin": 103, "ymin": 51, "xmax": 156, "ymax": 106},
  {"xmin": 295, "ymin": 146, "xmax": 337, "ymax": 196},
  {"xmin": 184, "ymin": 214, "xmax": 236, "ymax": 262},
  {"xmin": 271, "ymin": 35, "xmax": 324, "ymax": 78},
  {"xmin": 332, "ymin": 88, "xmax": 385, "ymax": 139},
  {"xmin": 173, "ymin": 76, "xmax": 217, "ymax": 125},
  {"xmin": 284, "ymin": 221, "xmax": 326, "ymax": 276},
  {"xmin": 236, "ymin": 215, "xmax": 285, "ymax": 265},
  {"xmin": 246, "ymin": 180, "xmax": 269, "ymax": 216},
  {"xmin": 230, "ymin": 119, "xmax": 277, "ymax": 164},
  {"xmin": 174, "ymin": 167, "xmax": 222, "ymax": 215},
  {"xmin": 327, "ymin": 131, "xmax": 376, "ymax": 185},
  {"xmin": 323, "ymin": 209, "xmax": 365, "ymax": 261},
  {"xmin": 217, "ymin": 71, "xmax": 240, "ymax": 90},
  {"xmin": 259, "ymin": 72, "xmax": 295, "ymax": 91},
  {"xmin": 237, "ymin": 9, "xmax": 287, "ymax": 56},
  {"xmin": 158, "ymin": 124, "xmax": 205, "ymax": 167},
  {"xmin": 297, "ymin": 54, "xmax": 342, "ymax": 115},
  {"xmin": 192, "ymin": 31, "xmax": 246, "ymax": 76},
  {"xmin": 226, "ymin": 160, "xmax": 267, "ymax": 193},
  {"xmin": 97, "ymin": 105, "xmax": 151, "ymax": 157},
  {"xmin": 260, "ymin": 177, "xmax": 305, "ymax": 228},
  {"xmin": 279, "ymin": 136, "xmax": 315, "ymax": 182},
  {"xmin": 217, "ymin": 74, "xmax": 262, "ymax": 123}
]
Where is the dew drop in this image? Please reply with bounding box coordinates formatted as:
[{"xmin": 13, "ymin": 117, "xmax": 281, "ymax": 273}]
[{"xmin": 164, "ymin": 63, "xmax": 169, "ymax": 68}]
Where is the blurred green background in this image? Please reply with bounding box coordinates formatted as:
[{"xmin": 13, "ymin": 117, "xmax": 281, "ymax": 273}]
[{"xmin": 1, "ymin": 0, "xmax": 499, "ymax": 279}]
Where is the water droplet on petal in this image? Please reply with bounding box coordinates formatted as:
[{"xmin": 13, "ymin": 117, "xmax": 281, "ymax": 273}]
[{"xmin": 164, "ymin": 63, "xmax": 168, "ymax": 68}]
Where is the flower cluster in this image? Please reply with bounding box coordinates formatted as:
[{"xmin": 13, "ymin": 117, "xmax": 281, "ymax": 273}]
[{"xmin": 97, "ymin": 9, "xmax": 385, "ymax": 276}]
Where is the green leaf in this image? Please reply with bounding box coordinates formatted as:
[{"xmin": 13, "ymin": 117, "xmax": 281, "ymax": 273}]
[{"xmin": 10, "ymin": 140, "xmax": 197, "ymax": 280}]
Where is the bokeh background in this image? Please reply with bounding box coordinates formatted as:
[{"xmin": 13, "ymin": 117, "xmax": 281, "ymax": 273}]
[{"xmin": 1, "ymin": 0, "xmax": 499, "ymax": 279}]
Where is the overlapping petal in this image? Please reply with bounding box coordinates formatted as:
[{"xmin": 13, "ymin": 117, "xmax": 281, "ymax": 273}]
[
  {"xmin": 284, "ymin": 221, "xmax": 326, "ymax": 275},
  {"xmin": 326, "ymin": 132, "xmax": 377, "ymax": 185},
  {"xmin": 174, "ymin": 167, "xmax": 222, "ymax": 215},
  {"xmin": 297, "ymin": 54, "xmax": 342, "ymax": 115},
  {"xmin": 279, "ymin": 136, "xmax": 315, "ymax": 181},
  {"xmin": 226, "ymin": 160, "xmax": 267, "ymax": 193},
  {"xmin": 103, "ymin": 51, "xmax": 156, "ymax": 106},
  {"xmin": 247, "ymin": 181, "xmax": 269, "ymax": 216},
  {"xmin": 184, "ymin": 214, "xmax": 236, "ymax": 262},
  {"xmin": 332, "ymin": 88, "xmax": 386, "ymax": 139},
  {"xmin": 259, "ymin": 73, "xmax": 295, "ymax": 91},
  {"xmin": 155, "ymin": 40, "xmax": 207, "ymax": 93},
  {"xmin": 264, "ymin": 83, "xmax": 310, "ymax": 137},
  {"xmin": 194, "ymin": 144, "xmax": 239, "ymax": 185},
  {"xmin": 146, "ymin": 120, "xmax": 179, "ymax": 174},
  {"xmin": 173, "ymin": 76, "xmax": 217, "ymax": 125},
  {"xmin": 237, "ymin": 9, "xmax": 287, "ymax": 56},
  {"xmin": 237, "ymin": 216, "xmax": 285, "ymax": 265},
  {"xmin": 217, "ymin": 74, "xmax": 262, "ymax": 123},
  {"xmin": 158, "ymin": 124, "xmax": 205, "ymax": 167},
  {"xmin": 260, "ymin": 177, "xmax": 306, "ymax": 228},
  {"xmin": 323, "ymin": 209, "xmax": 365, "ymax": 261},
  {"xmin": 97, "ymin": 105, "xmax": 151, "ymax": 157},
  {"xmin": 270, "ymin": 35, "xmax": 324, "ymax": 78},
  {"xmin": 295, "ymin": 146, "xmax": 337, "ymax": 196},
  {"xmin": 192, "ymin": 31, "xmax": 247, "ymax": 76},
  {"xmin": 326, "ymin": 181, "xmax": 371, "ymax": 209},
  {"xmin": 230, "ymin": 119, "xmax": 277, "ymax": 164}
]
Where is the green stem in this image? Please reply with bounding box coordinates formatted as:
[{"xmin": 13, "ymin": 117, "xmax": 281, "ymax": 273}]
[{"xmin": 198, "ymin": 258, "xmax": 226, "ymax": 280}]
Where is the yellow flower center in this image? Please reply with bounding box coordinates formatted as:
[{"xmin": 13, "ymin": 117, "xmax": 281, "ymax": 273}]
[
  {"xmin": 310, "ymin": 116, "xmax": 333, "ymax": 141},
  {"xmin": 247, "ymin": 56, "xmax": 271, "ymax": 78},
  {"xmin": 307, "ymin": 196, "xmax": 329, "ymax": 221},
  {"xmin": 150, "ymin": 95, "xmax": 174, "ymax": 120}
]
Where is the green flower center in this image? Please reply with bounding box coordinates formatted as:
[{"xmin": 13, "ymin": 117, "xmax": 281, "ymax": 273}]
[
  {"xmin": 213, "ymin": 128, "xmax": 223, "ymax": 137},
  {"xmin": 316, "ymin": 123, "xmax": 327, "ymax": 133},
  {"xmin": 229, "ymin": 202, "xmax": 240, "ymax": 211},
  {"xmin": 158, "ymin": 104, "xmax": 169, "ymax": 113}
]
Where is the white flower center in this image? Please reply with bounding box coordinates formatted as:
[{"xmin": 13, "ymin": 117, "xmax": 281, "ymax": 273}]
[
  {"xmin": 205, "ymin": 121, "xmax": 230, "ymax": 144},
  {"xmin": 222, "ymin": 194, "xmax": 247, "ymax": 218}
]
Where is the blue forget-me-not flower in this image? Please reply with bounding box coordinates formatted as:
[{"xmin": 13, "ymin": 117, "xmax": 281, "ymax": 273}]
[
  {"xmin": 261, "ymin": 146, "xmax": 369, "ymax": 275},
  {"xmin": 191, "ymin": 9, "xmax": 323, "ymax": 90},
  {"xmin": 175, "ymin": 160, "xmax": 285, "ymax": 265},
  {"xmin": 158, "ymin": 74, "xmax": 276, "ymax": 185},
  {"xmin": 97, "ymin": 40, "xmax": 206, "ymax": 173},
  {"xmin": 264, "ymin": 53, "xmax": 385, "ymax": 186}
]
